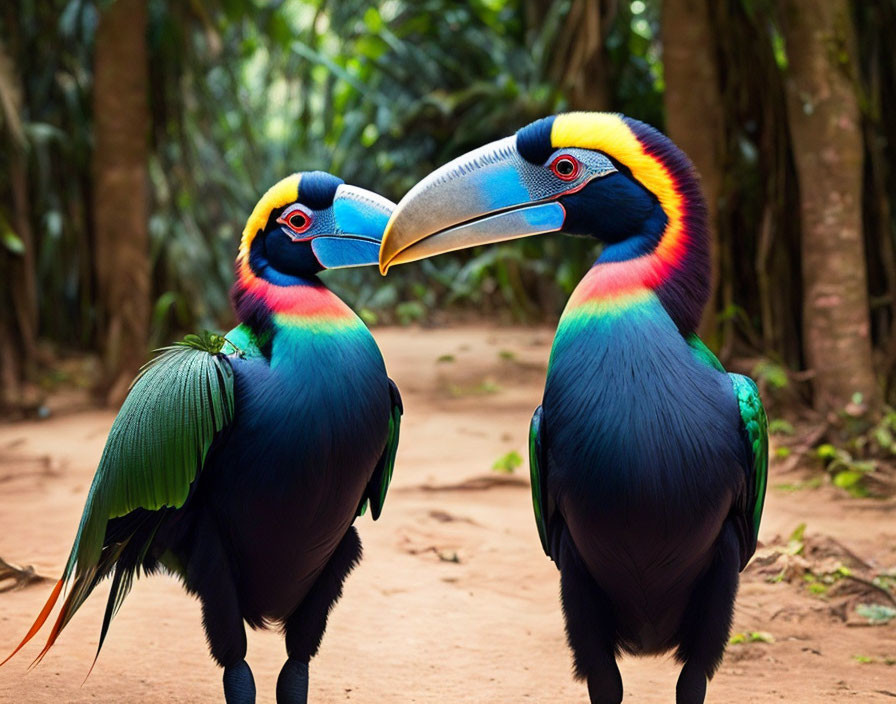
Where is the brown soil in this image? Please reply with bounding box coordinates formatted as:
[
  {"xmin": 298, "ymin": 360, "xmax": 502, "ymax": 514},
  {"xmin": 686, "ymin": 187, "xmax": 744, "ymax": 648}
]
[{"xmin": 1, "ymin": 326, "xmax": 894, "ymax": 703}]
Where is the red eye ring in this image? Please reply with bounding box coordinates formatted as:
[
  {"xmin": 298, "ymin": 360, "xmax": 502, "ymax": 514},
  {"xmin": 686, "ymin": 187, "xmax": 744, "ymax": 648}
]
[
  {"xmin": 276, "ymin": 205, "xmax": 314, "ymax": 237},
  {"xmin": 550, "ymin": 154, "xmax": 581, "ymax": 181}
]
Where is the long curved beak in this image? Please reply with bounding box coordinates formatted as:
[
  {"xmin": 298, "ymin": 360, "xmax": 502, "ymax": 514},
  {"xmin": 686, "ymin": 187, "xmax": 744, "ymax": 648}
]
[
  {"xmin": 378, "ymin": 137, "xmax": 566, "ymax": 274},
  {"xmin": 312, "ymin": 185, "xmax": 395, "ymax": 269}
]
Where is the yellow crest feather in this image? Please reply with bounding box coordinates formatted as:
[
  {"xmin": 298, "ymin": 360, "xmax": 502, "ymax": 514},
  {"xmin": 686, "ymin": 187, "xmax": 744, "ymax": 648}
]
[
  {"xmin": 551, "ymin": 113, "xmax": 682, "ymax": 222},
  {"xmin": 236, "ymin": 174, "xmax": 302, "ymax": 275},
  {"xmin": 551, "ymin": 112, "xmax": 684, "ymax": 262}
]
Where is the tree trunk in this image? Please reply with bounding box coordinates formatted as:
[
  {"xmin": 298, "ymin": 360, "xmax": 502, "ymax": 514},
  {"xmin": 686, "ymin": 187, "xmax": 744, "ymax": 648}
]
[
  {"xmin": 528, "ymin": 0, "xmax": 615, "ymax": 111},
  {"xmin": 0, "ymin": 36, "xmax": 38, "ymax": 413},
  {"xmin": 92, "ymin": 0, "xmax": 150, "ymax": 405},
  {"xmin": 661, "ymin": 0, "xmax": 724, "ymax": 341},
  {"xmin": 780, "ymin": 0, "xmax": 879, "ymax": 415}
]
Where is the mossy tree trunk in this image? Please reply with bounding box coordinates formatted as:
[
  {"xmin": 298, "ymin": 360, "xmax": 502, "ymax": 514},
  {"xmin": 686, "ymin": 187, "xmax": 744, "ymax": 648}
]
[
  {"xmin": 92, "ymin": 0, "xmax": 150, "ymax": 405},
  {"xmin": 780, "ymin": 0, "xmax": 879, "ymax": 416}
]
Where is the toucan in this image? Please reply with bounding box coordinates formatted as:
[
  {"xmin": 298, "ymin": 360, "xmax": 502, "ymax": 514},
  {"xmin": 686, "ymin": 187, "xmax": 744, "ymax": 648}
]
[
  {"xmin": 3, "ymin": 172, "xmax": 403, "ymax": 704},
  {"xmin": 378, "ymin": 113, "xmax": 767, "ymax": 704}
]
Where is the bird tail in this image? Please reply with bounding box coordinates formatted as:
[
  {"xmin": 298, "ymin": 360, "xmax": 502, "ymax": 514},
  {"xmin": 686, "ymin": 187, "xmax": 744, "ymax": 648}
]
[
  {"xmin": 1, "ymin": 513, "xmax": 162, "ymax": 670},
  {"xmin": 0, "ymin": 578, "xmax": 64, "ymax": 667},
  {"xmin": 0, "ymin": 542, "xmax": 124, "ymax": 669}
]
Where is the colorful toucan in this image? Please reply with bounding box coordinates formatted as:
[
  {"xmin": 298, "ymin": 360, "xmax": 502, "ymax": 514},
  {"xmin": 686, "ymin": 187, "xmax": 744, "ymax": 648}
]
[
  {"xmin": 379, "ymin": 113, "xmax": 767, "ymax": 704},
  {"xmin": 3, "ymin": 172, "xmax": 403, "ymax": 704}
]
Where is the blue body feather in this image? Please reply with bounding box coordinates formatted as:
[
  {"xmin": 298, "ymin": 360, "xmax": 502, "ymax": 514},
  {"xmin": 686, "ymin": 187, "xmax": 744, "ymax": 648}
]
[
  {"xmin": 542, "ymin": 292, "xmax": 747, "ymax": 651},
  {"xmin": 205, "ymin": 319, "xmax": 390, "ymax": 623}
]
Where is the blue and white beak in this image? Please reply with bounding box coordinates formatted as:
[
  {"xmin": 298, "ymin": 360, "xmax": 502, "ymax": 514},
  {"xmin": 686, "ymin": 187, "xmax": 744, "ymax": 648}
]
[
  {"xmin": 378, "ymin": 136, "xmax": 616, "ymax": 273},
  {"xmin": 311, "ymin": 185, "xmax": 395, "ymax": 269}
]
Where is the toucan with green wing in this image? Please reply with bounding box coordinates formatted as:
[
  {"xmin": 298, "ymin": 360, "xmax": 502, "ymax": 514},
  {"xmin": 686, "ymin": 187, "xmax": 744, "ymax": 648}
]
[
  {"xmin": 379, "ymin": 113, "xmax": 767, "ymax": 704},
  {"xmin": 3, "ymin": 172, "xmax": 403, "ymax": 704}
]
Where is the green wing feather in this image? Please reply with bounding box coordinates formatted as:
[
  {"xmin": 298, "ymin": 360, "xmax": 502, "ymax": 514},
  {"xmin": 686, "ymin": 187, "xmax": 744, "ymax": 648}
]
[
  {"xmin": 529, "ymin": 405, "xmax": 552, "ymax": 557},
  {"xmin": 357, "ymin": 378, "xmax": 402, "ymax": 520},
  {"xmin": 730, "ymin": 373, "xmax": 768, "ymax": 557},
  {"xmin": 221, "ymin": 323, "xmax": 268, "ymax": 359},
  {"xmin": 70, "ymin": 338, "xmax": 234, "ymax": 572},
  {"xmin": 3, "ymin": 336, "xmax": 234, "ymax": 667},
  {"xmin": 686, "ymin": 334, "xmax": 767, "ymax": 565},
  {"xmin": 685, "ymin": 333, "xmax": 725, "ymax": 372}
]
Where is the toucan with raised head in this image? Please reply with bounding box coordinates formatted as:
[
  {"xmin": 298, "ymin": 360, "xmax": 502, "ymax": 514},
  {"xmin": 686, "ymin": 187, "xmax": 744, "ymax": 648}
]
[{"xmin": 379, "ymin": 113, "xmax": 767, "ymax": 704}]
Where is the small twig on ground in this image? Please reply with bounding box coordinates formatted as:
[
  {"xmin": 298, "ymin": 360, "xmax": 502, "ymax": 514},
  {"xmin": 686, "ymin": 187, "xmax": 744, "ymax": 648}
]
[
  {"xmin": 0, "ymin": 556, "xmax": 49, "ymax": 592},
  {"xmin": 843, "ymin": 574, "xmax": 896, "ymax": 606},
  {"xmin": 407, "ymin": 475, "xmax": 528, "ymax": 492},
  {"xmin": 816, "ymin": 536, "xmax": 874, "ymax": 571}
]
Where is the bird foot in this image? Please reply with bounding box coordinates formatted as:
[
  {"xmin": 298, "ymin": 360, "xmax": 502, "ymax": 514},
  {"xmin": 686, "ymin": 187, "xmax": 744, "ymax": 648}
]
[
  {"xmin": 276, "ymin": 658, "xmax": 309, "ymax": 704},
  {"xmin": 675, "ymin": 662, "xmax": 707, "ymax": 704},
  {"xmin": 223, "ymin": 660, "xmax": 256, "ymax": 704}
]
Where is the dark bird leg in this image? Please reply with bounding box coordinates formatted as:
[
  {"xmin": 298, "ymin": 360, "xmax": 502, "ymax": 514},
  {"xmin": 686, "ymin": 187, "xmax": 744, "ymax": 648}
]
[
  {"xmin": 185, "ymin": 517, "xmax": 254, "ymax": 704},
  {"xmin": 674, "ymin": 521, "xmax": 740, "ymax": 704},
  {"xmin": 557, "ymin": 529, "xmax": 622, "ymax": 704},
  {"xmin": 277, "ymin": 527, "xmax": 363, "ymax": 704}
]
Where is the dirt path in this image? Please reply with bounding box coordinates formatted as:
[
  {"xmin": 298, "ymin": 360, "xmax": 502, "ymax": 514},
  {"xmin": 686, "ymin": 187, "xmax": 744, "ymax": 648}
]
[{"xmin": 1, "ymin": 326, "xmax": 894, "ymax": 702}]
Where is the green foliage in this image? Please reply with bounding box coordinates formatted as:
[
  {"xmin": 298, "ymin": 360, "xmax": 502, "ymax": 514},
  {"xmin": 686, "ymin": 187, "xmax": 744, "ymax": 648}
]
[
  {"xmin": 873, "ymin": 569, "xmax": 896, "ymax": 593},
  {"xmin": 729, "ymin": 631, "xmax": 774, "ymax": 645},
  {"xmin": 2, "ymin": 0, "xmax": 661, "ymax": 351},
  {"xmin": 774, "ymin": 477, "xmax": 821, "ymax": 493},
  {"xmin": 174, "ymin": 330, "xmax": 229, "ymax": 354},
  {"xmin": 0, "ymin": 210, "xmax": 23, "ymax": 254},
  {"xmin": 358, "ymin": 307, "xmax": 378, "ymax": 326},
  {"xmin": 447, "ymin": 378, "xmax": 501, "ymax": 397},
  {"xmin": 815, "ymin": 443, "xmax": 876, "ymax": 496},
  {"xmin": 786, "ymin": 522, "xmax": 806, "ymax": 555},
  {"xmin": 855, "ymin": 603, "xmax": 896, "ymax": 625},
  {"xmin": 491, "ymin": 450, "xmax": 522, "ymax": 474},
  {"xmin": 802, "ymin": 563, "xmax": 852, "ymax": 597},
  {"xmin": 395, "ymin": 300, "xmax": 426, "ymax": 325},
  {"xmin": 813, "ymin": 406, "xmax": 896, "ymax": 497},
  {"xmin": 768, "ymin": 418, "xmax": 795, "ymax": 436},
  {"xmin": 751, "ymin": 360, "xmax": 789, "ymax": 390},
  {"xmin": 4, "ymin": 0, "xmax": 895, "ymax": 419}
]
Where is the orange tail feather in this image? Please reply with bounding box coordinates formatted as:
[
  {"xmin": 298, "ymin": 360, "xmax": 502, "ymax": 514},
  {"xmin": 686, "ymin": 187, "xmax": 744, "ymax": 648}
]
[
  {"xmin": 29, "ymin": 589, "xmax": 72, "ymax": 669},
  {"xmin": 0, "ymin": 578, "xmax": 63, "ymax": 666}
]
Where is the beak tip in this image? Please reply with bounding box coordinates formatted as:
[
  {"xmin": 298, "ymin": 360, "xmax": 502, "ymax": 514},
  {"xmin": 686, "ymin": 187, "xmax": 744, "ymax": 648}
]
[{"xmin": 377, "ymin": 255, "xmax": 391, "ymax": 276}]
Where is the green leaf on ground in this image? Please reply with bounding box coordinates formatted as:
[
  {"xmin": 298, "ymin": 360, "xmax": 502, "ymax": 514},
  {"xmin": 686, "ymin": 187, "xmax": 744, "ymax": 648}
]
[
  {"xmin": 730, "ymin": 631, "xmax": 774, "ymax": 645},
  {"xmin": 856, "ymin": 603, "xmax": 896, "ymax": 625},
  {"xmin": 787, "ymin": 523, "xmax": 806, "ymax": 555},
  {"xmin": 491, "ymin": 450, "xmax": 522, "ymax": 474}
]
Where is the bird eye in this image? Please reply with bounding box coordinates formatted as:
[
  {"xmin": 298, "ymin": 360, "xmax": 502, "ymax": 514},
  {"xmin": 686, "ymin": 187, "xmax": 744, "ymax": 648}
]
[
  {"xmin": 276, "ymin": 205, "xmax": 314, "ymax": 238},
  {"xmin": 550, "ymin": 155, "xmax": 581, "ymax": 181}
]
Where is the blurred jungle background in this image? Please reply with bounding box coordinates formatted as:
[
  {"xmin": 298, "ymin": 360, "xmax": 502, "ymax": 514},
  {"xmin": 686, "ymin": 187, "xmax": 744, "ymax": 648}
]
[
  {"xmin": 4, "ymin": 0, "xmax": 896, "ymax": 487},
  {"xmin": 1, "ymin": 2, "xmax": 895, "ymax": 700},
  {"xmin": 4, "ymin": 0, "xmax": 896, "ymax": 489}
]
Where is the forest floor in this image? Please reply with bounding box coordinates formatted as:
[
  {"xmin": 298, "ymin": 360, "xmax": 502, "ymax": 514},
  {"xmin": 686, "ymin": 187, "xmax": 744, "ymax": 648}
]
[{"xmin": 0, "ymin": 325, "xmax": 894, "ymax": 703}]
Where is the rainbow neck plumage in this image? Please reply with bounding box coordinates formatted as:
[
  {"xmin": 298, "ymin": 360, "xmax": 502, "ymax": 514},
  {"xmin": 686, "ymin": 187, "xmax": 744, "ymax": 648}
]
[
  {"xmin": 554, "ymin": 114, "xmax": 711, "ymax": 335},
  {"xmin": 230, "ymin": 269, "xmax": 367, "ymax": 361},
  {"xmin": 227, "ymin": 172, "xmax": 367, "ymax": 351}
]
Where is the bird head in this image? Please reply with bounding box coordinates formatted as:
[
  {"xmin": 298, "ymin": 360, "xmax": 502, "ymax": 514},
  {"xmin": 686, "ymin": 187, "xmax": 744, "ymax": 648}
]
[
  {"xmin": 378, "ymin": 113, "xmax": 709, "ymax": 329},
  {"xmin": 237, "ymin": 171, "xmax": 394, "ymax": 287}
]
